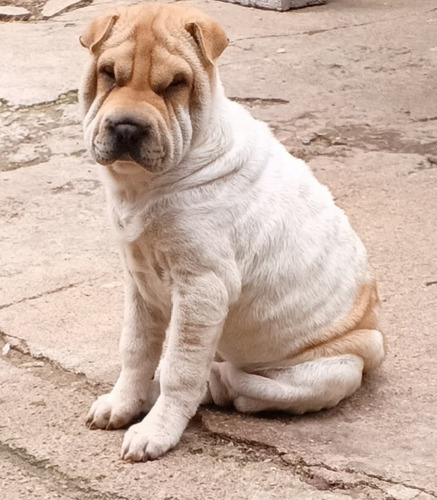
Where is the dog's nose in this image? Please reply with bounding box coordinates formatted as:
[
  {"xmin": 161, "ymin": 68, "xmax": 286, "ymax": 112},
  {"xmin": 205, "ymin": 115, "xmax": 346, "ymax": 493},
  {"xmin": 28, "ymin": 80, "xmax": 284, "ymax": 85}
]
[
  {"xmin": 101, "ymin": 118, "xmax": 150, "ymax": 164},
  {"xmin": 113, "ymin": 122, "xmax": 146, "ymax": 147}
]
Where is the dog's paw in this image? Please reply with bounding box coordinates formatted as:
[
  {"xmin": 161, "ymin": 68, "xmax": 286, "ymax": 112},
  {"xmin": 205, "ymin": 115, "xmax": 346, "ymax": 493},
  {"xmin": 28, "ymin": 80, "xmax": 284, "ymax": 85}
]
[
  {"xmin": 86, "ymin": 392, "xmax": 143, "ymax": 430},
  {"xmin": 234, "ymin": 395, "xmax": 266, "ymax": 413},
  {"xmin": 120, "ymin": 418, "xmax": 180, "ymax": 461}
]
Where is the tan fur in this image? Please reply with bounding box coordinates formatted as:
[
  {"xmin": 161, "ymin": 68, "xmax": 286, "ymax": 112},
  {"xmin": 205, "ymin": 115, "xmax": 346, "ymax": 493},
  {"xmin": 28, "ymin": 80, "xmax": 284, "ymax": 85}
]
[
  {"xmin": 287, "ymin": 282, "xmax": 384, "ymax": 371},
  {"xmin": 80, "ymin": 4, "xmax": 227, "ymax": 119},
  {"xmin": 79, "ymin": 4, "xmax": 230, "ymax": 175},
  {"xmin": 80, "ymin": 14, "xmax": 119, "ymax": 53},
  {"xmin": 186, "ymin": 20, "xmax": 229, "ymax": 66}
]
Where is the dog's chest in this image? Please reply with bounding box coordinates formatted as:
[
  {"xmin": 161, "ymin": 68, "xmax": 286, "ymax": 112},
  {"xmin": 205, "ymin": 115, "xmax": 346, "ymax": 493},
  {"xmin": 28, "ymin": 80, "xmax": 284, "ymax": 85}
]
[
  {"xmin": 123, "ymin": 235, "xmax": 171, "ymax": 313},
  {"xmin": 108, "ymin": 189, "xmax": 172, "ymax": 311}
]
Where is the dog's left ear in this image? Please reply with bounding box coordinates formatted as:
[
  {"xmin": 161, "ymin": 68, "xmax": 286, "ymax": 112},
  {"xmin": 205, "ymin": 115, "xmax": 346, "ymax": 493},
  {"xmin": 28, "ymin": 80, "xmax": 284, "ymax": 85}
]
[
  {"xmin": 80, "ymin": 14, "xmax": 119, "ymax": 54},
  {"xmin": 186, "ymin": 19, "xmax": 229, "ymax": 65}
]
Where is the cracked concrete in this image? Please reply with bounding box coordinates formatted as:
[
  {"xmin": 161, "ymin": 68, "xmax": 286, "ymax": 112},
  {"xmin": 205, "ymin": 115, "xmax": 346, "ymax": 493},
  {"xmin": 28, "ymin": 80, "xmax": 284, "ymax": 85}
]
[
  {"xmin": 0, "ymin": 348, "xmax": 351, "ymax": 500},
  {"xmin": 1, "ymin": 0, "xmax": 436, "ymax": 498}
]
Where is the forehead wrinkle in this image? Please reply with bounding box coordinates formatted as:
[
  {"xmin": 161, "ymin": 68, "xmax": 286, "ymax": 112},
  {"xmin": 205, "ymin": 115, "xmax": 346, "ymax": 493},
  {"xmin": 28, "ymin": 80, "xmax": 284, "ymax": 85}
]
[
  {"xmin": 154, "ymin": 13, "xmax": 191, "ymax": 55},
  {"xmin": 148, "ymin": 10, "xmax": 210, "ymax": 81},
  {"xmin": 130, "ymin": 15, "xmax": 191, "ymax": 91},
  {"xmin": 150, "ymin": 46, "xmax": 192, "ymax": 88},
  {"xmin": 100, "ymin": 42, "xmax": 134, "ymax": 80},
  {"xmin": 147, "ymin": 15, "xmax": 199, "ymax": 86},
  {"xmin": 130, "ymin": 27, "xmax": 156, "ymax": 89}
]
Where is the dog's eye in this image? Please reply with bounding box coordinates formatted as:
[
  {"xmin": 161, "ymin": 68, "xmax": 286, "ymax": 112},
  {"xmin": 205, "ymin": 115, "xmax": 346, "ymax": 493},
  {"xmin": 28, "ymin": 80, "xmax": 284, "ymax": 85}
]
[
  {"xmin": 100, "ymin": 65, "xmax": 116, "ymax": 81},
  {"xmin": 163, "ymin": 75, "xmax": 186, "ymax": 93}
]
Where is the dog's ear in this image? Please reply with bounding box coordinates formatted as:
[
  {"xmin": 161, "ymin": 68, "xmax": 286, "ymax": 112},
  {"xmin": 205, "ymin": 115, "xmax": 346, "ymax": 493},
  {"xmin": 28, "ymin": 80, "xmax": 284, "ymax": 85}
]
[
  {"xmin": 186, "ymin": 19, "xmax": 229, "ymax": 65},
  {"xmin": 80, "ymin": 14, "xmax": 119, "ymax": 54}
]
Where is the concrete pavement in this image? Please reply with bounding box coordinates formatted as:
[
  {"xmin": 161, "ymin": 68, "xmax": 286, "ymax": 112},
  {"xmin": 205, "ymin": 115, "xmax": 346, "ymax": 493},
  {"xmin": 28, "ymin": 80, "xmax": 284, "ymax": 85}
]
[{"xmin": 1, "ymin": 0, "xmax": 436, "ymax": 498}]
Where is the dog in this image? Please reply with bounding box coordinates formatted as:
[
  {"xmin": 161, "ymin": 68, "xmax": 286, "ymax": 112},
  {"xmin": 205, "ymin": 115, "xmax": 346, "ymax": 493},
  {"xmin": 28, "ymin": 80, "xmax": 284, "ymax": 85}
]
[{"xmin": 79, "ymin": 3, "xmax": 385, "ymax": 462}]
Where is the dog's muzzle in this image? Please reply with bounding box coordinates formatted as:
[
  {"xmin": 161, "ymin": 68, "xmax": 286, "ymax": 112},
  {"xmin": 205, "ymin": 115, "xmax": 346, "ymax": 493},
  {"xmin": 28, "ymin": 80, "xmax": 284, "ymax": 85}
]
[
  {"xmin": 112, "ymin": 121, "xmax": 147, "ymax": 152},
  {"xmin": 92, "ymin": 114, "xmax": 169, "ymax": 171},
  {"xmin": 99, "ymin": 117, "xmax": 149, "ymax": 164}
]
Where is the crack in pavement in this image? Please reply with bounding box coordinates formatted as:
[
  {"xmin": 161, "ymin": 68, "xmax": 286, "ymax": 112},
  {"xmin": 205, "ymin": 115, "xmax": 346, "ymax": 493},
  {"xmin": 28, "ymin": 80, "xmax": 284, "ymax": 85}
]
[
  {"xmin": 299, "ymin": 459, "xmax": 437, "ymax": 498},
  {"xmin": 0, "ymin": 280, "xmax": 92, "ymax": 311},
  {"xmin": 1, "ymin": 334, "xmax": 435, "ymax": 498},
  {"xmin": 0, "ymin": 89, "xmax": 80, "ymax": 172},
  {"xmin": 413, "ymin": 116, "xmax": 437, "ymax": 123},
  {"xmin": 297, "ymin": 126, "xmax": 437, "ymax": 158},
  {"xmin": 0, "ymin": 442, "xmax": 131, "ymax": 500},
  {"xmin": 232, "ymin": 10, "xmax": 437, "ymax": 45},
  {"xmin": 41, "ymin": 0, "xmax": 92, "ymax": 20},
  {"xmin": 199, "ymin": 421, "xmax": 437, "ymax": 498},
  {"xmin": 0, "ymin": 333, "xmax": 109, "ymax": 398},
  {"xmin": 230, "ymin": 96, "xmax": 290, "ymax": 106},
  {"xmin": 0, "ymin": 0, "xmax": 92, "ymax": 22},
  {"xmin": 0, "ymin": 89, "xmax": 78, "ymax": 112}
]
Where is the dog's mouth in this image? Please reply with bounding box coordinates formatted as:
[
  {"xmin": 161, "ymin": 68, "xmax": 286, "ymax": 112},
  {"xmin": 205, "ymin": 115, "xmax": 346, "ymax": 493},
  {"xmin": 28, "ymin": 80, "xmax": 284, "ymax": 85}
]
[
  {"xmin": 92, "ymin": 142, "xmax": 165, "ymax": 173},
  {"xmin": 92, "ymin": 118, "xmax": 166, "ymax": 172}
]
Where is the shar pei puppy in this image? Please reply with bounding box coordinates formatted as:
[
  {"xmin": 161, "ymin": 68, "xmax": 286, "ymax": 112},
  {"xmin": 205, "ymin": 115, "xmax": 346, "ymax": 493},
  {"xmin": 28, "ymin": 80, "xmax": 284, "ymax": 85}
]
[{"xmin": 79, "ymin": 3, "xmax": 385, "ymax": 461}]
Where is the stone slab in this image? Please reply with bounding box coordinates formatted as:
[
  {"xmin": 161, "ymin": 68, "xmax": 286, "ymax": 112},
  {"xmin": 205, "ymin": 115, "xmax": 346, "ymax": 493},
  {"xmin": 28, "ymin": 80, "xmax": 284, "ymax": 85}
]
[
  {"xmin": 42, "ymin": 0, "xmax": 90, "ymax": 18},
  {"xmin": 0, "ymin": 157, "xmax": 117, "ymax": 307},
  {"xmin": 0, "ymin": 6, "xmax": 31, "ymax": 19},
  {"xmin": 0, "ymin": 358, "xmax": 343, "ymax": 500}
]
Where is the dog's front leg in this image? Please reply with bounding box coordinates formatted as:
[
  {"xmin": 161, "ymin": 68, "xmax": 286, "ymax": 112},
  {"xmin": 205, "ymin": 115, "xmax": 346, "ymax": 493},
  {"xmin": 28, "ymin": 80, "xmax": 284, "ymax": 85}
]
[
  {"xmin": 121, "ymin": 271, "xmax": 228, "ymax": 461},
  {"xmin": 86, "ymin": 273, "xmax": 166, "ymax": 430}
]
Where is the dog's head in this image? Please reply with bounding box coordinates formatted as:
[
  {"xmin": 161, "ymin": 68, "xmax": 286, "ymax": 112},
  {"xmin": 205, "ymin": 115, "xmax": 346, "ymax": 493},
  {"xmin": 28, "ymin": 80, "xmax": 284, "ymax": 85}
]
[{"xmin": 79, "ymin": 4, "xmax": 228, "ymax": 173}]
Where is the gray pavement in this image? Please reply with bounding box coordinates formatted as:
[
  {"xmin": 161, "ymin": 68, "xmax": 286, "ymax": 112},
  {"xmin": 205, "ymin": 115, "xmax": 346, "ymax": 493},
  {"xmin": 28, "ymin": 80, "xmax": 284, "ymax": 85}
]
[{"xmin": 1, "ymin": 0, "xmax": 436, "ymax": 498}]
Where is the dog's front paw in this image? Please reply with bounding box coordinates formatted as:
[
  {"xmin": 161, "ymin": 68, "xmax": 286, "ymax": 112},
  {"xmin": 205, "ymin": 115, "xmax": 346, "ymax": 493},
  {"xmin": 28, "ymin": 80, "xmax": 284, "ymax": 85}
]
[
  {"xmin": 120, "ymin": 417, "xmax": 180, "ymax": 461},
  {"xmin": 86, "ymin": 392, "xmax": 143, "ymax": 430}
]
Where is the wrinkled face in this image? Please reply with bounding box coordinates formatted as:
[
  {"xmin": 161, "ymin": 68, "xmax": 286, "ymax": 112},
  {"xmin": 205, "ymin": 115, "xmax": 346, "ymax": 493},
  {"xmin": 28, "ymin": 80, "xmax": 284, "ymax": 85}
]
[{"xmin": 79, "ymin": 5, "xmax": 228, "ymax": 173}]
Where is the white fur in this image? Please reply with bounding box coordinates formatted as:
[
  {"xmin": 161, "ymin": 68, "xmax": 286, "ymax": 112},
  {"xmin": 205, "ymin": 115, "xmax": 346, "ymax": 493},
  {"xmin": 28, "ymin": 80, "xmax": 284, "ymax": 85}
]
[{"xmin": 85, "ymin": 69, "xmax": 379, "ymax": 460}]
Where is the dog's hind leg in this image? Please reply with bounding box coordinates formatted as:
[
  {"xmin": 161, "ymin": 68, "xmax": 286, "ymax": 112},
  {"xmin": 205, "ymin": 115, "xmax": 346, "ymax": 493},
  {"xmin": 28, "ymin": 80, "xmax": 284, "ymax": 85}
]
[
  {"xmin": 207, "ymin": 329, "xmax": 384, "ymax": 414},
  {"xmin": 207, "ymin": 355, "xmax": 363, "ymax": 413}
]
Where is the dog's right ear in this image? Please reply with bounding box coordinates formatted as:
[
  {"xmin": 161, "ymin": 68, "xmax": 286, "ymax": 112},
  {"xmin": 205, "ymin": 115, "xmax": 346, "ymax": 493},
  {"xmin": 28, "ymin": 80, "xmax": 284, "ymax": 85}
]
[
  {"xmin": 186, "ymin": 18, "xmax": 229, "ymax": 66},
  {"xmin": 80, "ymin": 14, "xmax": 119, "ymax": 54}
]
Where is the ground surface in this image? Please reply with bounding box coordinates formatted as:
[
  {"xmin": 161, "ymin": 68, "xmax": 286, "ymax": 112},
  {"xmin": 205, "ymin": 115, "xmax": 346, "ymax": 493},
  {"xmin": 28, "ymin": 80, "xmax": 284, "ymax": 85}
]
[{"xmin": 0, "ymin": 0, "xmax": 436, "ymax": 498}]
